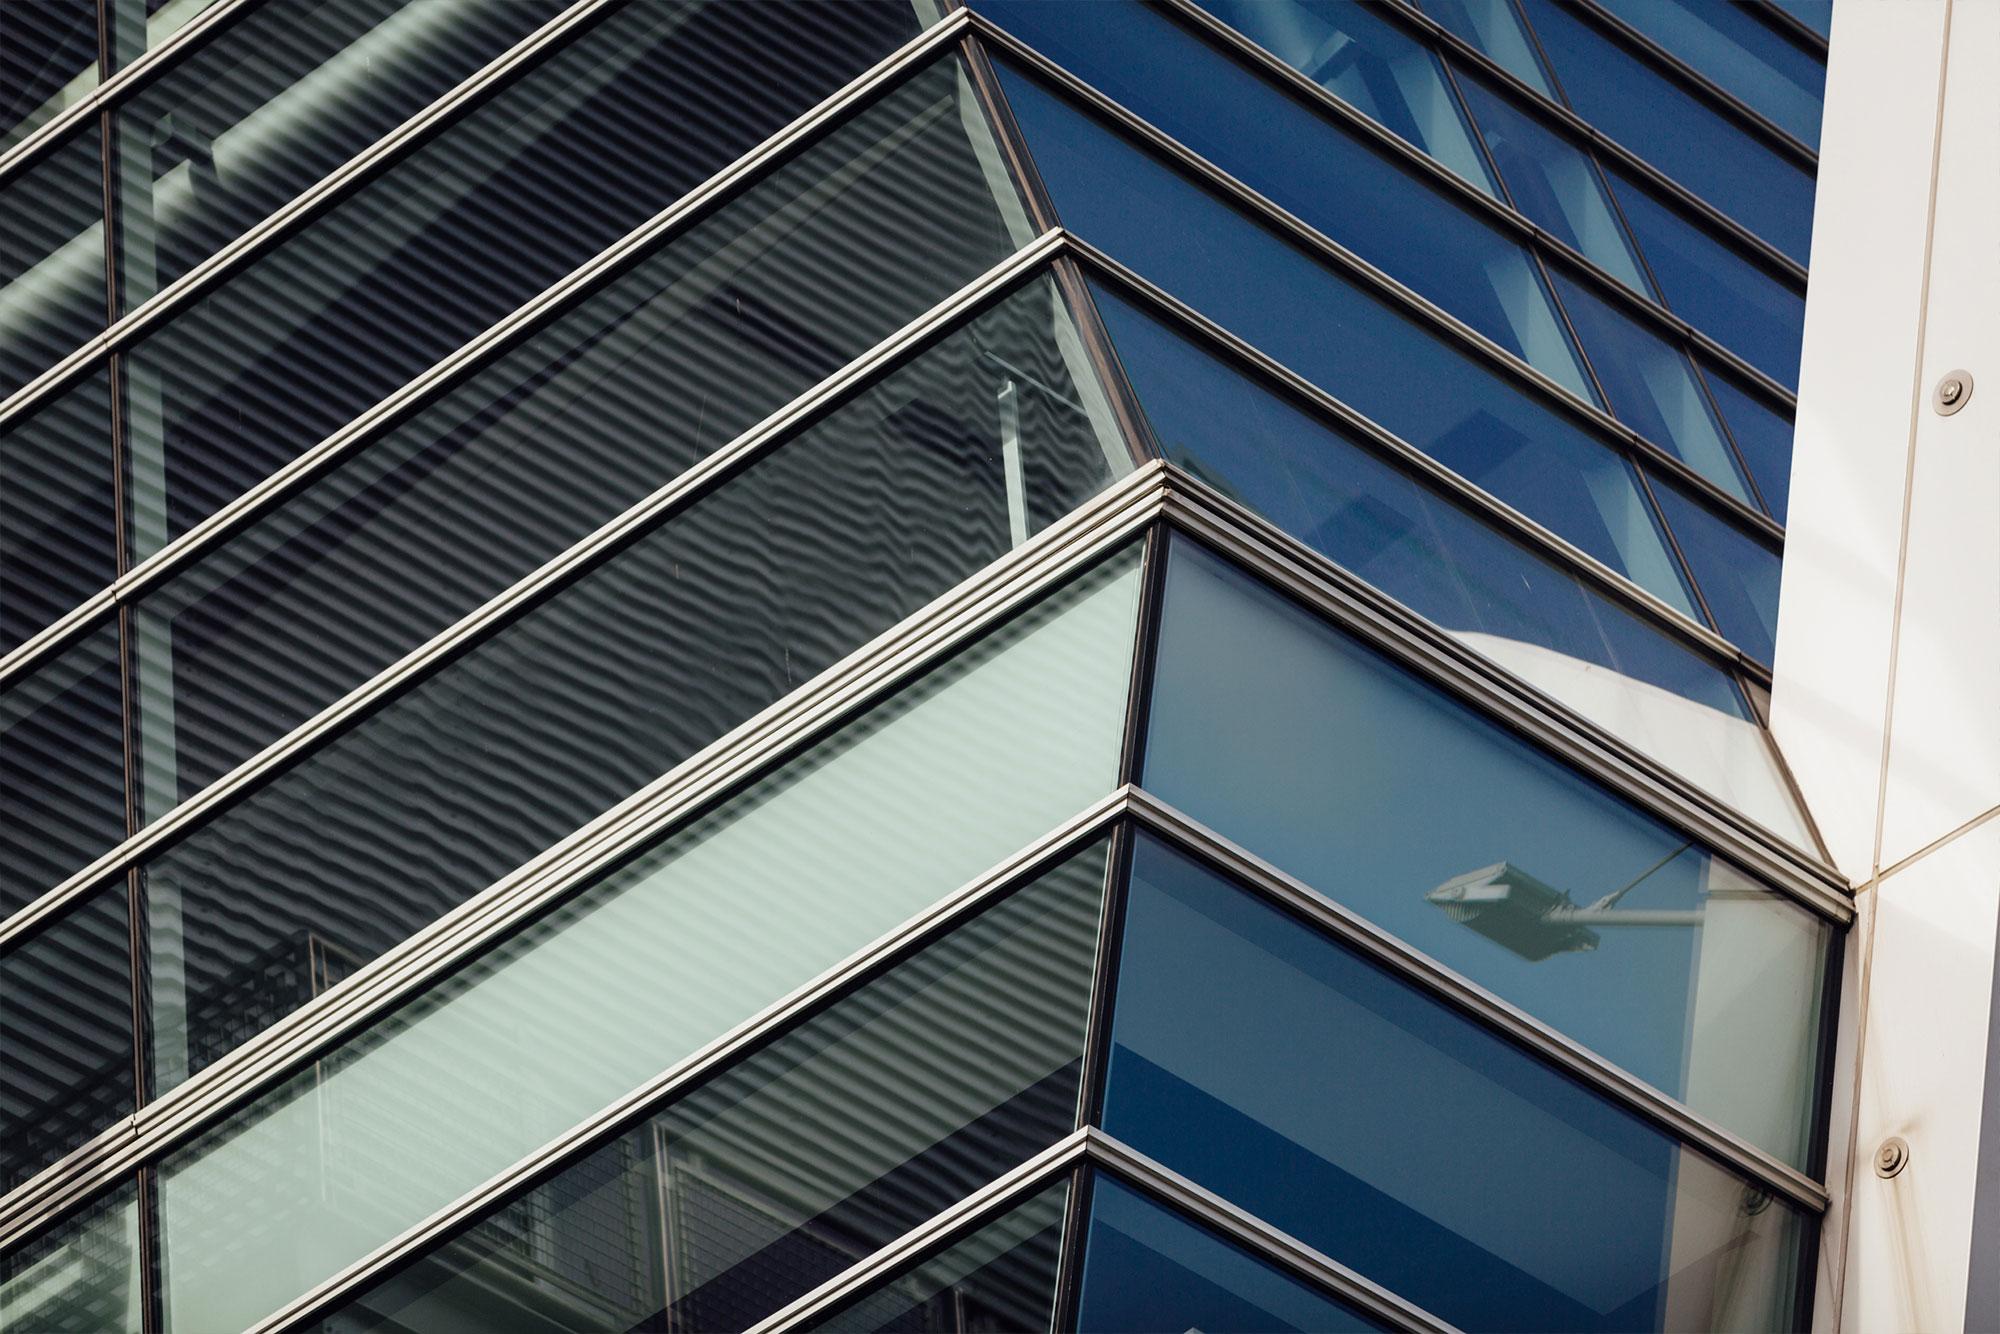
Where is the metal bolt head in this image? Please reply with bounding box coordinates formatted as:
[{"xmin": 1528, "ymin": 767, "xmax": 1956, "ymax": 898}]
[
  {"xmin": 1942, "ymin": 379, "xmax": 1963, "ymax": 404},
  {"xmin": 1875, "ymin": 1136, "xmax": 1910, "ymax": 1178},
  {"xmin": 1935, "ymin": 370, "xmax": 1974, "ymax": 416}
]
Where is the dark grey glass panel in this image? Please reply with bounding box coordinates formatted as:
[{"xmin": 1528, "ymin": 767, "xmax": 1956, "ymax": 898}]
[
  {"xmin": 0, "ymin": 889, "xmax": 133, "ymax": 1193},
  {"xmin": 1651, "ymin": 471, "xmax": 1782, "ymax": 667},
  {"xmin": 1088, "ymin": 280, "xmax": 1749, "ymax": 719},
  {"xmin": 0, "ymin": 1177, "xmax": 143, "ymax": 1334},
  {"xmin": 0, "ymin": 619, "xmax": 123, "ymax": 919},
  {"xmin": 1421, "ymin": 0, "xmax": 1556, "ymax": 94},
  {"xmin": 1140, "ymin": 541, "xmax": 1830, "ymax": 1165},
  {"xmin": 2, "ymin": 365, "xmax": 116, "ymax": 654},
  {"xmin": 0, "ymin": 1, "xmax": 97, "ymax": 149},
  {"xmin": 141, "ymin": 275, "xmax": 1130, "ymax": 1096},
  {"xmin": 1076, "ymin": 1174, "xmax": 1385, "ymax": 1333},
  {"xmin": 976, "ymin": 0, "xmax": 1597, "ymax": 400},
  {"xmin": 994, "ymin": 63, "xmax": 1703, "ymax": 619},
  {"xmin": 120, "ymin": 0, "xmax": 932, "ymax": 561},
  {"xmin": 1516, "ymin": 0, "xmax": 1814, "ymax": 263},
  {"xmin": 1550, "ymin": 270, "xmax": 1753, "ymax": 504},
  {"xmin": 1600, "ymin": 0, "xmax": 1825, "ymax": 149},
  {"xmin": 107, "ymin": 0, "xmax": 226, "ymax": 70},
  {"xmin": 0, "ymin": 126, "xmax": 105, "ymax": 398},
  {"xmin": 1607, "ymin": 165, "xmax": 1806, "ymax": 392},
  {"xmin": 125, "ymin": 54, "xmax": 1032, "ymax": 826},
  {"xmin": 1703, "ymin": 365, "xmax": 1794, "ymax": 525},
  {"xmin": 319, "ymin": 841, "xmax": 1106, "ymax": 1333},
  {"xmin": 1195, "ymin": 0, "xmax": 1501, "ymax": 197},
  {"xmin": 803, "ymin": 1182, "xmax": 1068, "ymax": 1333},
  {"xmin": 1101, "ymin": 833, "xmax": 1810, "ymax": 1332},
  {"xmin": 115, "ymin": 0, "xmax": 571, "ymax": 308}
]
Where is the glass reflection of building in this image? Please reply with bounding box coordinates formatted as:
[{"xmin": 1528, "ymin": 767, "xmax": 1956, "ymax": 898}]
[{"xmin": 0, "ymin": 1, "xmax": 1841, "ymax": 1331}]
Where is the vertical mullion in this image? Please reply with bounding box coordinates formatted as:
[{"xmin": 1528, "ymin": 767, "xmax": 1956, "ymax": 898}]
[
  {"xmin": 958, "ymin": 33, "xmax": 1060, "ymax": 234},
  {"xmin": 1047, "ymin": 1163, "xmax": 1096, "ymax": 1333},
  {"xmin": 1687, "ymin": 355, "xmax": 1777, "ymax": 519}
]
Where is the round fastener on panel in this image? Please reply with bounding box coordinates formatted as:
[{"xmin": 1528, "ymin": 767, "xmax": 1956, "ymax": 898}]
[
  {"xmin": 1935, "ymin": 371, "xmax": 1973, "ymax": 416},
  {"xmin": 1875, "ymin": 1136, "xmax": 1911, "ymax": 1178}
]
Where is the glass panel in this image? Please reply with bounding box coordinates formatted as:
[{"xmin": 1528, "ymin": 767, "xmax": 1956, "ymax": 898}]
[
  {"xmin": 108, "ymin": 0, "xmax": 227, "ymax": 70},
  {"xmin": 0, "ymin": 889, "xmax": 134, "ymax": 1194},
  {"xmin": 119, "ymin": 0, "xmax": 933, "ymax": 562},
  {"xmin": 0, "ymin": 127, "xmax": 106, "ymax": 398},
  {"xmin": 1196, "ymin": 0, "xmax": 1501, "ymax": 197},
  {"xmin": 1517, "ymin": 0, "xmax": 1814, "ymax": 264},
  {"xmin": 1768, "ymin": 0, "xmax": 1832, "ymax": 42},
  {"xmin": 1089, "ymin": 284, "xmax": 1820, "ymax": 844},
  {"xmin": 0, "ymin": 2, "xmax": 97, "ymax": 149},
  {"xmin": 0, "ymin": 620, "xmax": 123, "ymax": 920},
  {"xmin": 0, "ymin": 1179, "xmax": 144, "ymax": 1334},
  {"xmin": 1, "ymin": 366, "xmax": 116, "ymax": 655},
  {"xmin": 1607, "ymin": 166, "xmax": 1806, "ymax": 392},
  {"xmin": 976, "ymin": 0, "xmax": 1597, "ymax": 401},
  {"xmin": 1101, "ymin": 833, "xmax": 1810, "ymax": 1332},
  {"xmin": 140, "ymin": 276, "xmax": 1130, "ymax": 1096},
  {"xmin": 1651, "ymin": 472, "xmax": 1783, "ymax": 667},
  {"xmin": 995, "ymin": 63, "xmax": 1702, "ymax": 619},
  {"xmin": 802, "ymin": 1181, "xmax": 1068, "ymax": 1333},
  {"xmin": 1452, "ymin": 70, "xmax": 1653, "ymax": 298},
  {"xmin": 155, "ymin": 548, "xmax": 1140, "ymax": 1334},
  {"xmin": 1419, "ymin": 0, "xmax": 1555, "ymax": 95},
  {"xmin": 123, "ymin": 54, "xmax": 1035, "ymax": 827},
  {"xmin": 1600, "ymin": 0, "xmax": 1825, "ymax": 149},
  {"xmin": 114, "ymin": 0, "xmax": 572, "ymax": 309},
  {"xmin": 323, "ymin": 841, "xmax": 1107, "ymax": 1332},
  {"xmin": 1703, "ymin": 365, "xmax": 1795, "ymax": 525},
  {"xmin": 1550, "ymin": 270, "xmax": 1753, "ymax": 504},
  {"xmin": 1077, "ymin": 1174, "xmax": 1386, "ymax": 1333},
  {"xmin": 1141, "ymin": 540, "xmax": 1830, "ymax": 1163}
]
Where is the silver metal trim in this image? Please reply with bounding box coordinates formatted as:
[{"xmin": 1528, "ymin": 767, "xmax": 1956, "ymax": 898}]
[
  {"xmin": 1158, "ymin": 0, "xmax": 1800, "ymax": 410},
  {"xmin": 1158, "ymin": 475, "xmax": 1852, "ymax": 918},
  {"xmin": 966, "ymin": 13, "xmax": 1787, "ymax": 546},
  {"xmin": 1125, "ymin": 789, "xmax": 1830, "ymax": 1212}
]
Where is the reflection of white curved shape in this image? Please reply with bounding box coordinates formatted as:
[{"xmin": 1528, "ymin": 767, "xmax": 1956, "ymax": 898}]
[{"xmin": 1452, "ymin": 630, "xmax": 1815, "ymax": 851}]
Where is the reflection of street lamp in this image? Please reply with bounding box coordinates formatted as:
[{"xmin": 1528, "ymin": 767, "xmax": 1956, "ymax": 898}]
[{"xmin": 1426, "ymin": 849, "xmax": 1703, "ymax": 962}]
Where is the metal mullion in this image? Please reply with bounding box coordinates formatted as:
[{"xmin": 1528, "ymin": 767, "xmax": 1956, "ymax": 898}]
[
  {"xmin": 0, "ymin": 468, "xmax": 1168, "ymax": 1252},
  {"xmin": 1047, "ymin": 1156, "xmax": 1096, "ymax": 1334},
  {"xmin": 1155, "ymin": 481, "xmax": 1850, "ymax": 914},
  {"xmin": 956, "ymin": 32, "xmax": 1059, "ymax": 234},
  {"xmin": 1125, "ymin": 788, "xmax": 1832, "ymax": 1214},
  {"xmin": 1560, "ymin": 0, "xmax": 1818, "ymax": 167},
  {"xmin": 1631, "ymin": 460, "xmax": 1729, "ymax": 642},
  {"xmin": 1687, "ymin": 353, "xmax": 1778, "ymax": 520},
  {"xmin": 970, "ymin": 18, "xmax": 1787, "ymax": 546},
  {"xmin": 1162, "ymin": 0, "xmax": 1801, "ymax": 410},
  {"xmin": 1385, "ymin": 0, "xmax": 1807, "ymax": 283},
  {"xmin": 1067, "ymin": 237, "xmax": 1753, "ymax": 675},
  {"xmin": 1748, "ymin": 0, "xmax": 1830, "ymax": 58},
  {"xmin": 0, "ymin": 8, "xmax": 973, "ymax": 699}
]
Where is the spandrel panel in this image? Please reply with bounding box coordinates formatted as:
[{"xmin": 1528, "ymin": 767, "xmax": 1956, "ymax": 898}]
[
  {"xmin": 0, "ymin": 126, "xmax": 106, "ymax": 399},
  {"xmin": 0, "ymin": 888, "xmax": 135, "ymax": 1194},
  {"xmin": 0, "ymin": 365, "xmax": 115, "ymax": 655},
  {"xmin": 1599, "ymin": 0, "xmax": 1825, "ymax": 150},
  {"xmin": 141, "ymin": 275, "xmax": 1131, "ymax": 1097},
  {"xmin": 994, "ymin": 64, "xmax": 1701, "ymax": 619},
  {"xmin": 1140, "ymin": 540, "xmax": 1830, "ymax": 1167},
  {"xmin": 319, "ymin": 841, "xmax": 1107, "ymax": 1333},
  {"xmin": 1076, "ymin": 1174, "xmax": 1387, "ymax": 1333},
  {"xmin": 976, "ymin": 0, "xmax": 1597, "ymax": 402},
  {"xmin": 1101, "ymin": 834, "xmax": 1810, "ymax": 1332},
  {"xmin": 802, "ymin": 1181, "xmax": 1069, "ymax": 1333},
  {"xmin": 0, "ymin": 1177, "xmax": 143, "ymax": 1334},
  {"xmin": 156, "ymin": 549, "xmax": 1140, "ymax": 1334},
  {"xmin": 115, "ymin": 0, "xmax": 573, "ymax": 308},
  {"xmin": 124, "ymin": 54, "xmax": 1034, "ymax": 823},
  {"xmin": 1, "ymin": 2, "xmax": 97, "ymax": 149},
  {"xmin": 120, "ymin": 0, "xmax": 932, "ymax": 561}
]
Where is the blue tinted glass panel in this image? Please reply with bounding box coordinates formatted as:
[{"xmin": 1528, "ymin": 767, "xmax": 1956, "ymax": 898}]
[
  {"xmin": 1453, "ymin": 70, "xmax": 1652, "ymax": 297},
  {"xmin": 1140, "ymin": 541, "xmax": 1830, "ymax": 1165},
  {"xmin": 1101, "ymin": 833, "xmax": 1810, "ymax": 1332},
  {"xmin": 1421, "ymin": 0, "xmax": 1555, "ymax": 94},
  {"xmin": 1077, "ymin": 1175, "xmax": 1385, "ymax": 1333},
  {"xmin": 1652, "ymin": 473, "xmax": 1783, "ymax": 666},
  {"xmin": 995, "ymin": 63, "xmax": 1700, "ymax": 618},
  {"xmin": 1550, "ymin": 271, "xmax": 1752, "ymax": 503},
  {"xmin": 1768, "ymin": 0, "xmax": 1832, "ymax": 41},
  {"xmin": 1607, "ymin": 166, "xmax": 1805, "ymax": 391},
  {"xmin": 1518, "ymin": 0, "xmax": 1815, "ymax": 263},
  {"xmin": 1600, "ymin": 0, "xmax": 1825, "ymax": 149},
  {"xmin": 977, "ymin": 0, "xmax": 1596, "ymax": 400},
  {"xmin": 1196, "ymin": 0, "xmax": 1500, "ymax": 196},
  {"xmin": 1703, "ymin": 367, "xmax": 1794, "ymax": 524}
]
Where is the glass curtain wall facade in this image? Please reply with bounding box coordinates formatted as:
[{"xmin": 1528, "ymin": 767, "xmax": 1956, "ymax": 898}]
[{"xmin": 0, "ymin": 1, "xmax": 1840, "ymax": 1331}]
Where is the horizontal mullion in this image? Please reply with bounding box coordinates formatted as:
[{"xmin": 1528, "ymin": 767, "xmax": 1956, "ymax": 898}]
[
  {"xmin": 0, "ymin": 9, "xmax": 972, "ymax": 696},
  {"xmin": 1157, "ymin": 0, "xmax": 1800, "ymax": 412},
  {"xmin": 1128, "ymin": 789, "xmax": 1830, "ymax": 1213},
  {"xmin": 1748, "ymin": 0, "xmax": 1830, "ymax": 57},
  {"xmin": 969, "ymin": 15, "xmax": 1787, "ymax": 548}
]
